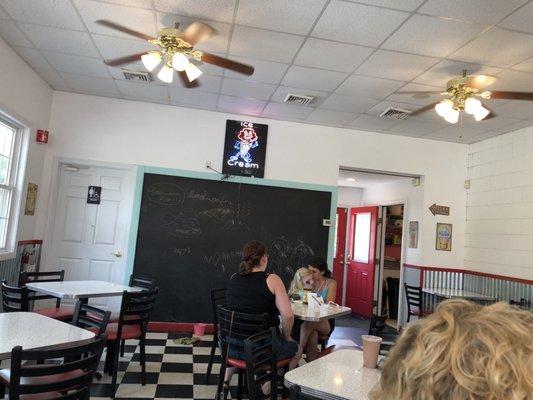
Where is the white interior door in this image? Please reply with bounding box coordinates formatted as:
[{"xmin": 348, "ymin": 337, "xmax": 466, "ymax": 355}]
[{"xmin": 46, "ymin": 164, "xmax": 134, "ymax": 308}]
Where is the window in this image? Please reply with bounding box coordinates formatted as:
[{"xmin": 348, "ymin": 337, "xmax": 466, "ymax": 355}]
[
  {"xmin": 0, "ymin": 113, "xmax": 25, "ymax": 255},
  {"xmin": 353, "ymin": 212, "xmax": 371, "ymax": 263}
]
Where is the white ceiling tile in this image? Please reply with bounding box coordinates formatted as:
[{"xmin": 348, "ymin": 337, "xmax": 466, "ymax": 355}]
[
  {"xmin": 92, "ymin": 34, "xmax": 155, "ymax": 59},
  {"xmin": 221, "ymin": 78, "xmax": 276, "ymax": 100},
  {"xmin": 366, "ymin": 100, "xmax": 419, "ymax": 117},
  {"xmin": 1, "ymin": 0, "xmax": 84, "ymax": 30},
  {"xmin": 419, "ymin": 0, "xmax": 528, "ymax": 24},
  {"xmin": 222, "ymin": 56, "xmax": 288, "ymax": 84},
  {"xmin": 281, "ymin": 66, "xmax": 347, "ymax": 92},
  {"xmin": 217, "ymin": 95, "xmax": 266, "ymax": 115},
  {"xmin": 347, "ymin": 114, "xmax": 401, "ymax": 131},
  {"xmin": 426, "ymin": 125, "xmax": 489, "ymax": 142},
  {"xmin": 236, "ymin": 0, "xmax": 326, "ymax": 35},
  {"xmin": 460, "ymin": 114, "xmax": 527, "ymax": 132},
  {"xmin": 499, "ymin": 2, "xmax": 533, "ymax": 34},
  {"xmin": 181, "ymin": 74, "xmax": 221, "ymax": 93},
  {"xmin": 270, "ymin": 86, "xmax": 330, "ymax": 107},
  {"xmin": 170, "ymin": 89, "xmax": 219, "ymax": 108},
  {"xmin": 154, "ymin": 0, "xmax": 236, "ymax": 23},
  {"xmin": 488, "ymin": 100, "xmax": 533, "ymax": 119},
  {"xmin": 350, "ymin": 0, "xmax": 424, "ymax": 11},
  {"xmin": 74, "ymin": 0, "xmax": 157, "ymax": 39},
  {"xmin": 60, "ymin": 72, "xmax": 119, "ymax": 95},
  {"xmin": 387, "ymin": 82, "xmax": 442, "ymax": 106},
  {"xmin": 320, "ymin": 94, "xmax": 379, "ymax": 113},
  {"xmin": 294, "ymin": 38, "xmax": 373, "ymax": 73},
  {"xmin": 34, "ymin": 67, "xmax": 69, "ymax": 89},
  {"xmin": 450, "ymin": 27, "xmax": 533, "ymax": 68},
  {"xmin": 305, "ymin": 108, "xmax": 357, "ymax": 125},
  {"xmin": 335, "ymin": 75, "xmax": 404, "ymax": 98},
  {"xmin": 0, "ymin": 6, "xmax": 8, "ymax": 19},
  {"xmin": 262, "ymin": 102, "xmax": 314, "ymax": 119},
  {"xmin": 312, "ymin": 1, "xmax": 409, "ymax": 47},
  {"xmin": 386, "ymin": 119, "xmax": 440, "ymax": 135},
  {"xmin": 42, "ymin": 51, "xmax": 111, "ymax": 78},
  {"xmin": 355, "ymin": 50, "xmax": 438, "ymax": 81},
  {"xmin": 511, "ymin": 56, "xmax": 533, "ymax": 73},
  {"xmin": 382, "ymin": 14, "xmax": 486, "ymax": 58},
  {"xmin": 413, "ymin": 60, "xmax": 502, "ymax": 88},
  {"xmin": 12, "ymin": 46, "xmax": 51, "ymax": 69},
  {"xmin": 156, "ymin": 13, "xmax": 230, "ymax": 53},
  {"xmin": 96, "ymin": 0, "xmax": 153, "ymax": 8},
  {"xmin": 18, "ymin": 24, "xmax": 100, "ymax": 57},
  {"xmin": 229, "ymin": 25, "xmax": 305, "ymax": 63},
  {"xmin": 116, "ymin": 80, "xmax": 168, "ymax": 101},
  {"xmin": 0, "ymin": 20, "xmax": 33, "ymax": 47},
  {"xmin": 491, "ymin": 69, "xmax": 533, "ymax": 92}
]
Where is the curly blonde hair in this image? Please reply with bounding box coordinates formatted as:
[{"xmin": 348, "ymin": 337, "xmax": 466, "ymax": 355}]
[
  {"xmin": 370, "ymin": 299, "xmax": 533, "ymax": 400},
  {"xmin": 288, "ymin": 267, "xmax": 313, "ymax": 297}
]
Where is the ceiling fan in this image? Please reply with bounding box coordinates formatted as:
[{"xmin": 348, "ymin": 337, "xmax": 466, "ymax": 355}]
[
  {"xmin": 398, "ymin": 70, "xmax": 533, "ymax": 124},
  {"xmin": 96, "ymin": 19, "xmax": 254, "ymax": 87}
]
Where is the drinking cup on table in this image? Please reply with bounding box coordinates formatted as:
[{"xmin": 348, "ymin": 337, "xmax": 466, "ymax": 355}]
[{"xmin": 362, "ymin": 335, "xmax": 382, "ymax": 368}]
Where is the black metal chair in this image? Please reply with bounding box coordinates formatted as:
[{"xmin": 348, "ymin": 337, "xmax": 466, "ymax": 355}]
[
  {"xmin": 206, "ymin": 288, "xmax": 227, "ymax": 384},
  {"xmin": 404, "ymin": 283, "xmax": 428, "ymax": 322},
  {"xmin": 368, "ymin": 314, "xmax": 399, "ymax": 355},
  {"xmin": 72, "ymin": 300, "xmax": 111, "ymax": 336},
  {"xmin": 104, "ymin": 288, "xmax": 158, "ymax": 397},
  {"xmin": 19, "ymin": 270, "xmax": 74, "ymax": 321},
  {"xmin": 0, "ymin": 335, "xmax": 107, "ymax": 400},
  {"xmin": 128, "ymin": 274, "xmax": 155, "ymax": 290},
  {"xmin": 1, "ymin": 281, "xmax": 28, "ymax": 312}
]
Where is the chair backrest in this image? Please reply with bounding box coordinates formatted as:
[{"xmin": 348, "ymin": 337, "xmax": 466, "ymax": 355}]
[
  {"xmin": 217, "ymin": 306, "xmax": 270, "ymax": 358},
  {"xmin": 404, "ymin": 283, "xmax": 422, "ymax": 311},
  {"xmin": 8, "ymin": 335, "xmax": 107, "ymax": 400},
  {"xmin": 72, "ymin": 300, "xmax": 111, "ymax": 336},
  {"xmin": 1, "ymin": 280, "xmax": 28, "ymax": 312},
  {"xmin": 210, "ymin": 288, "xmax": 227, "ymax": 327},
  {"xmin": 117, "ymin": 288, "xmax": 159, "ymax": 333},
  {"xmin": 244, "ymin": 328, "xmax": 278, "ymax": 400},
  {"xmin": 20, "ymin": 270, "xmax": 65, "ymax": 308},
  {"xmin": 368, "ymin": 314, "xmax": 388, "ymax": 335},
  {"xmin": 128, "ymin": 274, "xmax": 155, "ymax": 291}
]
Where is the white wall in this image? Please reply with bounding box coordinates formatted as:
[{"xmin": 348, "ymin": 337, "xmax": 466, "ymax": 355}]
[
  {"xmin": 337, "ymin": 186, "xmax": 363, "ymax": 208},
  {"xmin": 466, "ymin": 127, "xmax": 533, "ymax": 280},
  {"xmin": 0, "ymin": 36, "xmax": 53, "ymax": 241}
]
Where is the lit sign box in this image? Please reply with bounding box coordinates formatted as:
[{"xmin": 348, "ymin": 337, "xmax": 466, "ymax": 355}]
[{"xmin": 222, "ymin": 120, "xmax": 268, "ymax": 178}]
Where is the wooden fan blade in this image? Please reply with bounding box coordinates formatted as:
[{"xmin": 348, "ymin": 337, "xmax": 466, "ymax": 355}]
[
  {"xmin": 466, "ymin": 75, "xmax": 497, "ymax": 90},
  {"xmin": 178, "ymin": 71, "xmax": 200, "ymax": 88},
  {"xmin": 180, "ymin": 22, "xmax": 215, "ymax": 46},
  {"xmin": 488, "ymin": 91, "xmax": 533, "ymax": 100},
  {"xmin": 409, "ymin": 102, "xmax": 438, "ymax": 116},
  {"xmin": 103, "ymin": 52, "xmax": 146, "ymax": 66},
  {"xmin": 395, "ymin": 91, "xmax": 441, "ymax": 94},
  {"xmin": 201, "ymin": 52, "xmax": 254, "ymax": 76},
  {"xmin": 96, "ymin": 20, "xmax": 155, "ymax": 41}
]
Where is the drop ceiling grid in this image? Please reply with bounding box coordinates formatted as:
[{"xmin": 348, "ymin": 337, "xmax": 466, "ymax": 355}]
[{"xmin": 0, "ymin": 0, "xmax": 532, "ymax": 142}]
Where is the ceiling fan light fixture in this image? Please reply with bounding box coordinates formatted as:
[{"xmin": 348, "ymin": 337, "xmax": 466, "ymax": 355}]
[
  {"xmin": 157, "ymin": 64, "xmax": 174, "ymax": 83},
  {"xmin": 443, "ymin": 108, "xmax": 460, "ymax": 124},
  {"xmin": 474, "ymin": 105, "xmax": 490, "ymax": 121},
  {"xmin": 185, "ymin": 62, "xmax": 203, "ymax": 82},
  {"xmin": 141, "ymin": 51, "xmax": 161, "ymax": 72},
  {"xmin": 464, "ymin": 97, "xmax": 482, "ymax": 115},
  {"xmin": 435, "ymin": 99, "xmax": 453, "ymax": 117},
  {"xmin": 172, "ymin": 52, "xmax": 189, "ymax": 71}
]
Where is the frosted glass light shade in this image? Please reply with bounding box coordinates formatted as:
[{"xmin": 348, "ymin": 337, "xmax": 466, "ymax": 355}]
[
  {"xmin": 444, "ymin": 108, "xmax": 459, "ymax": 124},
  {"xmin": 141, "ymin": 52, "xmax": 161, "ymax": 71},
  {"xmin": 464, "ymin": 97, "xmax": 482, "ymax": 115},
  {"xmin": 172, "ymin": 52, "xmax": 189, "ymax": 71},
  {"xmin": 474, "ymin": 105, "xmax": 490, "ymax": 121},
  {"xmin": 435, "ymin": 99, "xmax": 453, "ymax": 117},
  {"xmin": 185, "ymin": 62, "xmax": 203, "ymax": 82},
  {"xmin": 157, "ymin": 64, "xmax": 174, "ymax": 83}
]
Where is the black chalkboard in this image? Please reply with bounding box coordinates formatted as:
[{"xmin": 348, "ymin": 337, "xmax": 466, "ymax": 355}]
[{"xmin": 133, "ymin": 173, "xmax": 332, "ymax": 322}]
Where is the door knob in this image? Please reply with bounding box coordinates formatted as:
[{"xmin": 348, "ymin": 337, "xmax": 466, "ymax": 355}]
[{"xmin": 112, "ymin": 251, "xmax": 122, "ymax": 258}]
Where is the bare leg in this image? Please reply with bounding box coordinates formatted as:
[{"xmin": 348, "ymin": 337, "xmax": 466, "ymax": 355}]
[
  {"xmin": 290, "ymin": 320, "xmax": 330, "ymax": 368},
  {"xmin": 306, "ymin": 331, "xmax": 319, "ymax": 362}
]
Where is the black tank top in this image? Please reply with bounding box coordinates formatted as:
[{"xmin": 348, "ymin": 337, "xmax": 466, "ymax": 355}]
[{"xmin": 226, "ymin": 271, "xmax": 280, "ymax": 328}]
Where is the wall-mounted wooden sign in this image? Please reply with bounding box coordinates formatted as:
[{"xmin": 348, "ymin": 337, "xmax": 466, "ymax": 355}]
[{"xmin": 429, "ymin": 203, "xmax": 450, "ymax": 216}]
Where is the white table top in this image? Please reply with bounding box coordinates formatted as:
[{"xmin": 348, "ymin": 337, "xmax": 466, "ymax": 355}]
[
  {"xmin": 26, "ymin": 280, "xmax": 141, "ymax": 299},
  {"xmin": 0, "ymin": 312, "xmax": 95, "ymax": 359},
  {"xmin": 422, "ymin": 287, "xmax": 496, "ymax": 301},
  {"xmin": 284, "ymin": 349, "xmax": 381, "ymax": 400},
  {"xmin": 291, "ymin": 301, "xmax": 352, "ymax": 322}
]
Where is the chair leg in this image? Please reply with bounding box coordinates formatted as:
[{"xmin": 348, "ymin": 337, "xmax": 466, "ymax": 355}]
[
  {"xmin": 111, "ymin": 340, "xmax": 120, "ymax": 399},
  {"xmin": 0, "ymin": 383, "xmax": 6, "ymax": 399},
  {"xmin": 216, "ymin": 356, "xmax": 227, "ymax": 400},
  {"xmin": 120, "ymin": 339, "xmax": 125, "ymax": 358},
  {"xmin": 205, "ymin": 335, "xmax": 218, "ymax": 384},
  {"xmin": 237, "ymin": 369, "xmax": 243, "ymax": 400},
  {"xmin": 140, "ymin": 335, "xmax": 146, "ymax": 386}
]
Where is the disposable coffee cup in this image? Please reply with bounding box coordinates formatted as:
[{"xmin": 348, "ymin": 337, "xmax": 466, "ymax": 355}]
[{"xmin": 362, "ymin": 335, "xmax": 382, "ymax": 368}]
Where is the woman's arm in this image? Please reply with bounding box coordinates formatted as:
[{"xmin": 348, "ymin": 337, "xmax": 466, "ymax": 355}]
[
  {"xmin": 326, "ymin": 279, "xmax": 337, "ymax": 303},
  {"xmin": 267, "ymin": 274, "xmax": 294, "ymax": 340}
]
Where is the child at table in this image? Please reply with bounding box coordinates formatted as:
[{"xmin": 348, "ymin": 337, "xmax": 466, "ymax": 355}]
[{"xmin": 288, "ymin": 267, "xmax": 314, "ymax": 300}]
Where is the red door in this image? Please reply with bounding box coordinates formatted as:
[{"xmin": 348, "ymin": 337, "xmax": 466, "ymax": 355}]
[
  {"xmin": 332, "ymin": 207, "xmax": 347, "ymax": 304},
  {"xmin": 346, "ymin": 206, "xmax": 378, "ymax": 317}
]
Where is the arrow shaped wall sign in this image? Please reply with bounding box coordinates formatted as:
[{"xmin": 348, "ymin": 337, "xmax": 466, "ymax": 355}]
[{"xmin": 429, "ymin": 203, "xmax": 450, "ymax": 216}]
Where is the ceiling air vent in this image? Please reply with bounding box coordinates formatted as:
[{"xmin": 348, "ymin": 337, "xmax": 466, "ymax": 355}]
[
  {"xmin": 379, "ymin": 107, "xmax": 411, "ymax": 120},
  {"xmin": 122, "ymin": 70, "xmax": 151, "ymax": 83},
  {"xmin": 284, "ymin": 93, "xmax": 314, "ymax": 105}
]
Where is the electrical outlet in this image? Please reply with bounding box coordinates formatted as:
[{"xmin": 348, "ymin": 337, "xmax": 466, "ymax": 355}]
[{"xmin": 205, "ymin": 161, "xmax": 212, "ymax": 168}]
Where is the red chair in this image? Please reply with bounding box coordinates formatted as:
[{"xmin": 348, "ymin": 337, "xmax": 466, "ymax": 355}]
[{"xmin": 19, "ymin": 271, "xmax": 74, "ymax": 321}]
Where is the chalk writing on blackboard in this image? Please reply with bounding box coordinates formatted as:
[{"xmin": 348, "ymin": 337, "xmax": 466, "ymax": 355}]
[
  {"xmin": 198, "ymin": 207, "xmax": 235, "ymax": 224},
  {"xmin": 173, "ymin": 247, "xmax": 192, "ymax": 256},
  {"xmin": 148, "ymin": 183, "xmax": 185, "ymax": 206},
  {"xmin": 291, "ymin": 239, "xmax": 315, "ymax": 267},
  {"xmin": 187, "ymin": 190, "xmax": 234, "ymax": 207},
  {"xmin": 162, "ymin": 212, "xmax": 201, "ymax": 237},
  {"xmin": 203, "ymin": 249, "xmax": 243, "ymax": 267}
]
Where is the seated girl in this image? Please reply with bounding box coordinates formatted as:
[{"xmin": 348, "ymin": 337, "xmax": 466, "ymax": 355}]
[{"xmin": 288, "ymin": 266, "xmax": 314, "ymax": 300}]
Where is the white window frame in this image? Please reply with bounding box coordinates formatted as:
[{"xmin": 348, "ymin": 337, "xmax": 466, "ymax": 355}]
[{"xmin": 0, "ymin": 111, "xmax": 28, "ymax": 260}]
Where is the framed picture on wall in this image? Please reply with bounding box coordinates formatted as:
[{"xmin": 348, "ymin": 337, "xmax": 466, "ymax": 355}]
[
  {"xmin": 408, "ymin": 221, "xmax": 418, "ymax": 248},
  {"xmin": 435, "ymin": 222, "xmax": 452, "ymax": 251}
]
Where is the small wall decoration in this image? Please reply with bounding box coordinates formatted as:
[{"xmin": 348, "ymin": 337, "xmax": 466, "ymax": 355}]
[
  {"xmin": 436, "ymin": 222, "xmax": 452, "ymax": 251},
  {"xmin": 222, "ymin": 119, "xmax": 268, "ymax": 178},
  {"xmin": 87, "ymin": 186, "xmax": 101, "ymax": 205},
  {"xmin": 408, "ymin": 221, "xmax": 418, "ymax": 249},
  {"xmin": 429, "ymin": 203, "xmax": 450, "ymax": 216},
  {"xmin": 24, "ymin": 183, "xmax": 38, "ymax": 215}
]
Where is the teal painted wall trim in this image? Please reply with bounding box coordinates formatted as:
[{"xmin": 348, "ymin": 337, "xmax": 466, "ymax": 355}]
[{"xmin": 124, "ymin": 165, "xmax": 338, "ymax": 283}]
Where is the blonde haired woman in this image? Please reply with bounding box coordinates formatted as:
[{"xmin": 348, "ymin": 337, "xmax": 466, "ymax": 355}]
[
  {"xmin": 288, "ymin": 267, "xmax": 314, "ymax": 299},
  {"xmin": 370, "ymin": 299, "xmax": 533, "ymax": 400}
]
